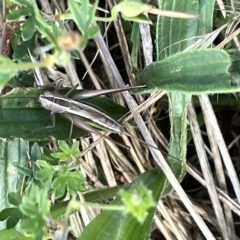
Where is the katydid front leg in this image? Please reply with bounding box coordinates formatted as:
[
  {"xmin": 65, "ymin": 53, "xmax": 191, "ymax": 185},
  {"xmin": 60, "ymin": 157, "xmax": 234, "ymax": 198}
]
[{"xmin": 31, "ymin": 111, "xmax": 57, "ymax": 134}]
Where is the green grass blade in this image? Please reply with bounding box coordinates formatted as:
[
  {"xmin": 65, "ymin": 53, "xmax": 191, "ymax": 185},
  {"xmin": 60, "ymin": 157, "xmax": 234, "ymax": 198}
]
[
  {"xmin": 78, "ymin": 169, "xmax": 166, "ymax": 240},
  {"xmin": 154, "ymin": 0, "xmax": 215, "ymax": 187},
  {"xmin": 0, "ymin": 139, "xmax": 28, "ymax": 230}
]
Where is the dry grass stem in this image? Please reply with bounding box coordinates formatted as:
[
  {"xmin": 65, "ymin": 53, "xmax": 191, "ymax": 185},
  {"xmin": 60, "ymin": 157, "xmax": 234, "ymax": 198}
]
[{"xmin": 188, "ymin": 103, "xmax": 230, "ymax": 239}]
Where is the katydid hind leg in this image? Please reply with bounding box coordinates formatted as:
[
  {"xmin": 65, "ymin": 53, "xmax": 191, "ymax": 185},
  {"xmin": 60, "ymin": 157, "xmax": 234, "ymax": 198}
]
[
  {"xmin": 60, "ymin": 115, "xmax": 181, "ymax": 162},
  {"xmin": 60, "ymin": 113, "xmax": 130, "ymax": 150},
  {"xmin": 72, "ymin": 85, "xmax": 147, "ymax": 100},
  {"xmin": 122, "ymin": 131, "xmax": 183, "ymax": 163},
  {"xmin": 121, "ymin": 131, "xmax": 162, "ymax": 152}
]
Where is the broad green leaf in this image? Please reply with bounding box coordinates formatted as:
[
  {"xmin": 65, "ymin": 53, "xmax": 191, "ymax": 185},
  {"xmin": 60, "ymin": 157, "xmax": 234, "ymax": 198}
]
[
  {"xmin": 0, "ymin": 207, "xmax": 22, "ymax": 228},
  {"xmin": 68, "ymin": 0, "xmax": 86, "ymax": 34},
  {"xmin": 7, "ymin": 7, "xmax": 30, "ymax": 21},
  {"xmin": 71, "ymin": 141, "xmax": 80, "ymax": 156},
  {"xmin": 51, "ymin": 141, "xmax": 80, "ymax": 161},
  {"xmin": 16, "ymin": 217, "xmax": 46, "ymax": 240},
  {"xmin": 58, "ymin": 140, "xmax": 71, "ymax": 153},
  {"xmin": 16, "ymin": 218, "xmax": 34, "ymax": 234},
  {"xmin": 8, "ymin": 71, "xmax": 35, "ymax": 88},
  {"xmin": 0, "ymin": 72, "xmax": 18, "ymax": 90},
  {"xmin": 51, "ymin": 152, "xmax": 70, "ymax": 162},
  {"xmin": 12, "ymin": 44, "xmax": 28, "ymax": 61},
  {"xmin": 21, "ymin": 16, "xmax": 35, "ymax": 41},
  {"xmin": 0, "ymin": 208, "xmax": 18, "ymax": 221},
  {"xmin": 19, "ymin": 197, "xmax": 39, "ymax": 216},
  {"xmin": 6, "ymin": 210, "xmax": 22, "ymax": 229},
  {"xmin": 0, "ymin": 88, "xmax": 127, "ymax": 141},
  {"xmin": 30, "ymin": 142, "xmax": 42, "ymax": 172},
  {"xmin": 8, "ymin": 192, "xmax": 22, "ymax": 206},
  {"xmin": 34, "ymin": 168, "xmax": 55, "ymax": 183},
  {"xmin": 36, "ymin": 188, "xmax": 50, "ymax": 215},
  {"xmin": 12, "ymin": 162, "xmax": 32, "ymax": 176},
  {"xmin": 12, "ymin": 36, "xmax": 36, "ymax": 61},
  {"xmin": 36, "ymin": 160, "xmax": 53, "ymax": 169},
  {"xmin": 68, "ymin": 0, "xmax": 99, "ymax": 50},
  {"xmin": 9, "ymin": 0, "xmax": 32, "ymax": 7},
  {"xmin": 78, "ymin": 169, "xmax": 166, "ymax": 240},
  {"xmin": 137, "ymin": 48, "xmax": 237, "ymax": 94},
  {"xmin": 87, "ymin": 25, "xmax": 100, "ymax": 39},
  {"xmin": 0, "ymin": 228, "xmax": 31, "ymax": 240}
]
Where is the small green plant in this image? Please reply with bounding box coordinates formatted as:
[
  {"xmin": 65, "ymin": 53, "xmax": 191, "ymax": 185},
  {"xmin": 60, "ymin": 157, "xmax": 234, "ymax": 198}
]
[
  {"xmin": 1, "ymin": 0, "xmax": 165, "ymax": 90},
  {"xmin": 34, "ymin": 141, "xmax": 85, "ymax": 199},
  {"xmin": 119, "ymin": 183, "xmax": 155, "ymax": 223},
  {"xmin": 51, "ymin": 141, "xmax": 80, "ymax": 162},
  {"xmin": 0, "ymin": 139, "xmax": 157, "ymax": 239},
  {"xmin": 16, "ymin": 184, "xmax": 51, "ymax": 240}
]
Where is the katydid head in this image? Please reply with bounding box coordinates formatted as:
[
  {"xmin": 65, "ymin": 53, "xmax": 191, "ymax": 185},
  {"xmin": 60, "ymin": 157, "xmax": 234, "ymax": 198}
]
[
  {"xmin": 39, "ymin": 91, "xmax": 55, "ymax": 111},
  {"xmin": 39, "ymin": 91, "xmax": 66, "ymax": 113},
  {"xmin": 39, "ymin": 91, "xmax": 73, "ymax": 113}
]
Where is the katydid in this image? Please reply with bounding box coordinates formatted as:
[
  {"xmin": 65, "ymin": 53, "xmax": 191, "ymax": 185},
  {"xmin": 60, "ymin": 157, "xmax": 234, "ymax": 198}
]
[
  {"xmin": 38, "ymin": 85, "xmax": 146, "ymax": 149},
  {"xmin": 38, "ymin": 84, "xmax": 185, "ymax": 161}
]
